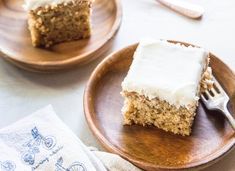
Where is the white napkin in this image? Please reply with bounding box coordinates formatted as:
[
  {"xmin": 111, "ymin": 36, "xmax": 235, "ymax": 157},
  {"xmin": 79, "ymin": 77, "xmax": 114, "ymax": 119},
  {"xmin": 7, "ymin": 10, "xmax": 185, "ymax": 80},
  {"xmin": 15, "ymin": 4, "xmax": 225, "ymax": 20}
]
[{"xmin": 0, "ymin": 105, "xmax": 142, "ymax": 171}]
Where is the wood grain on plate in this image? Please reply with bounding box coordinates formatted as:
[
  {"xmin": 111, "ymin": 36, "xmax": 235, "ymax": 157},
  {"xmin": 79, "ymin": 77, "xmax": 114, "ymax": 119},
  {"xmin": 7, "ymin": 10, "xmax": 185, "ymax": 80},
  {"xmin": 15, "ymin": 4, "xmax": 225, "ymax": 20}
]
[
  {"xmin": 84, "ymin": 41, "xmax": 235, "ymax": 170},
  {"xmin": 0, "ymin": 0, "xmax": 122, "ymax": 72}
]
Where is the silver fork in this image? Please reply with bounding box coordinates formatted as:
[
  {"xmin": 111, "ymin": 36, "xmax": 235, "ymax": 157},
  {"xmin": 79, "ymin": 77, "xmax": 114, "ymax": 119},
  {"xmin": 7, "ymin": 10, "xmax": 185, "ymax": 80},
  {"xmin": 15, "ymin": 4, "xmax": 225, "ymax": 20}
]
[{"xmin": 201, "ymin": 77, "xmax": 235, "ymax": 130}]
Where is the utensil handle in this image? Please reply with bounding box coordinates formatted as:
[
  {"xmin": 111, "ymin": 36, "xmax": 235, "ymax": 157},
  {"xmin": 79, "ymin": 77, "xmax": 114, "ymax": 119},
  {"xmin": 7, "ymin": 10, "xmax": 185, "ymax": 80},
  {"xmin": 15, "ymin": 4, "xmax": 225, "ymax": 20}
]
[
  {"xmin": 156, "ymin": 0, "xmax": 204, "ymax": 19},
  {"xmin": 222, "ymin": 102, "xmax": 235, "ymax": 130}
]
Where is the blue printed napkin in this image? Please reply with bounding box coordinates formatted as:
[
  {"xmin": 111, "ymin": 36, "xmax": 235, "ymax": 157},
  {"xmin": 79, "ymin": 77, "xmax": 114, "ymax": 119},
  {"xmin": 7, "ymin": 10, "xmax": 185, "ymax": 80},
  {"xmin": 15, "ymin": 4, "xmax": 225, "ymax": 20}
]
[
  {"xmin": 0, "ymin": 106, "xmax": 141, "ymax": 171},
  {"xmin": 0, "ymin": 106, "xmax": 105, "ymax": 171}
]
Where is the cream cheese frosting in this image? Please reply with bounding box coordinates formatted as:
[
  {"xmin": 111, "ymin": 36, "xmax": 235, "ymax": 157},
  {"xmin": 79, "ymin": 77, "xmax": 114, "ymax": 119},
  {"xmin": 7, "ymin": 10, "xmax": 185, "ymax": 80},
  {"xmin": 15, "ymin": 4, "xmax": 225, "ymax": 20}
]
[
  {"xmin": 23, "ymin": 0, "xmax": 73, "ymax": 11},
  {"xmin": 121, "ymin": 39, "xmax": 208, "ymax": 108}
]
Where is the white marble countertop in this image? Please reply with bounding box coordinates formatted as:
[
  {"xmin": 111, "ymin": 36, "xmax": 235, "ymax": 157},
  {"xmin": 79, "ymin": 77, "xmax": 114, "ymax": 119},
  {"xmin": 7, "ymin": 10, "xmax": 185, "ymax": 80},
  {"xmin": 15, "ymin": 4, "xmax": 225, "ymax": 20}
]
[{"xmin": 0, "ymin": 0, "xmax": 235, "ymax": 170}]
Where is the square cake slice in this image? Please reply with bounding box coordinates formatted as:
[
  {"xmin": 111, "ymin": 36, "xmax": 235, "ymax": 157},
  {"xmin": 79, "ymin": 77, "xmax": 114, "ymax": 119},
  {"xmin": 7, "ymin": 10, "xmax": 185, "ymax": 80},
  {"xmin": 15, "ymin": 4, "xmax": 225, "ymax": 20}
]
[
  {"xmin": 24, "ymin": 0, "xmax": 92, "ymax": 47},
  {"xmin": 121, "ymin": 40, "xmax": 212, "ymax": 136}
]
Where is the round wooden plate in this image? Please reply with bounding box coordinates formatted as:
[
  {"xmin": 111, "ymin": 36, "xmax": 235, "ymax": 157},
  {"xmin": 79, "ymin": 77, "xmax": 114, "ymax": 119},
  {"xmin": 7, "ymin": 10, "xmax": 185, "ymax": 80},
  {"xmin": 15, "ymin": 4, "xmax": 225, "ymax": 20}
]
[
  {"xmin": 84, "ymin": 41, "xmax": 235, "ymax": 170},
  {"xmin": 0, "ymin": 0, "xmax": 122, "ymax": 72}
]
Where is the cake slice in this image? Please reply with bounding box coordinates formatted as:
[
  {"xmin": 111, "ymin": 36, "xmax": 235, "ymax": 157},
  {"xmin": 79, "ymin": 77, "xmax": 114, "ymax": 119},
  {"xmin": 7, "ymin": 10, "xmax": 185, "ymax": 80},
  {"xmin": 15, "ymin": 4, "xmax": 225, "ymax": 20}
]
[
  {"xmin": 121, "ymin": 40, "xmax": 212, "ymax": 136},
  {"xmin": 23, "ymin": 0, "xmax": 92, "ymax": 47}
]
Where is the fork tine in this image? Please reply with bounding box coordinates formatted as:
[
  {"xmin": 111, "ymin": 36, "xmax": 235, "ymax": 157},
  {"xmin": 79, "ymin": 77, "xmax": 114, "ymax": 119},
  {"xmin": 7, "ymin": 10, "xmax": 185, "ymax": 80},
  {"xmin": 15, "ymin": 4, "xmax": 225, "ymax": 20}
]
[
  {"xmin": 213, "ymin": 83, "xmax": 221, "ymax": 94},
  {"xmin": 212, "ymin": 76, "xmax": 228, "ymax": 95},
  {"xmin": 210, "ymin": 87, "xmax": 217, "ymax": 96},
  {"xmin": 204, "ymin": 90, "xmax": 211, "ymax": 99},
  {"xmin": 213, "ymin": 78, "xmax": 221, "ymax": 93},
  {"xmin": 201, "ymin": 93, "xmax": 207, "ymax": 102}
]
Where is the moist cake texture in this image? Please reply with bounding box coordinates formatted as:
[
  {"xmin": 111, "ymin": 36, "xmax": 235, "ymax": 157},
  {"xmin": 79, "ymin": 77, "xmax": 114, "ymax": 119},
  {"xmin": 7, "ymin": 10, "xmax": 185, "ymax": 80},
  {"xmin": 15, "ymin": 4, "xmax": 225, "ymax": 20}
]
[
  {"xmin": 121, "ymin": 40, "xmax": 212, "ymax": 136},
  {"xmin": 24, "ymin": 0, "xmax": 92, "ymax": 47}
]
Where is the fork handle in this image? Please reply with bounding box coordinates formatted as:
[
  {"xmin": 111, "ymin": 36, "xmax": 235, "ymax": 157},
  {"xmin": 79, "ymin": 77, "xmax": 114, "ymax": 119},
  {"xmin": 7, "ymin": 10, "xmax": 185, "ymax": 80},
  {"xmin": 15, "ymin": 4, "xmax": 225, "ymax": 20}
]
[
  {"xmin": 222, "ymin": 103, "xmax": 235, "ymax": 130},
  {"xmin": 156, "ymin": 0, "xmax": 204, "ymax": 19}
]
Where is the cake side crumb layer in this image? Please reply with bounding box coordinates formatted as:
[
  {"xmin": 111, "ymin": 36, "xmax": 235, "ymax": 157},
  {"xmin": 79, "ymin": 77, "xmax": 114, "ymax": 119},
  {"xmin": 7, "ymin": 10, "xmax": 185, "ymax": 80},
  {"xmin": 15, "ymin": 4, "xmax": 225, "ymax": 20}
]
[
  {"xmin": 121, "ymin": 64, "xmax": 212, "ymax": 136},
  {"xmin": 122, "ymin": 92, "xmax": 197, "ymax": 136},
  {"xmin": 28, "ymin": 0, "xmax": 92, "ymax": 47}
]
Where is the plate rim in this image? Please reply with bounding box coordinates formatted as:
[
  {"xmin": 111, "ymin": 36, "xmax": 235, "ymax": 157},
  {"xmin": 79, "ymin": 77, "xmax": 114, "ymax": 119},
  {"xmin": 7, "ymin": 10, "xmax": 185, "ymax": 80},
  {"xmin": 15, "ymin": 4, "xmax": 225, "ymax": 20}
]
[
  {"xmin": 0, "ymin": 0, "xmax": 122, "ymax": 68},
  {"xmin": 84, "ymin": 41, "xmax": 235, "ymax": 170}
]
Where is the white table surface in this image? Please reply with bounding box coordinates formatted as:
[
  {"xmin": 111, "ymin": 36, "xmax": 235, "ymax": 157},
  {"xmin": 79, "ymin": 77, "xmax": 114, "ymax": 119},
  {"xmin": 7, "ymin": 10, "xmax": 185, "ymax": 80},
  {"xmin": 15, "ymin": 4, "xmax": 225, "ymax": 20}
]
[{"xmin": 0, "ymin": 0, "xmax": 235, "ymax": 170}]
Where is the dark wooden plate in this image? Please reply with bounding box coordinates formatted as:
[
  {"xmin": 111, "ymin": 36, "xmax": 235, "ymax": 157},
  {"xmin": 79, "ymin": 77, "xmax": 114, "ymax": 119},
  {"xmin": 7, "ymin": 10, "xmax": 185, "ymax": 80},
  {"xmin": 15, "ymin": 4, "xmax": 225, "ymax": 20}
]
[
  {"xmin": 0, "ymin": 0, "xmax": 122, "ymax": 72},
  {"xmin": 84, "ymin": 41, "xmax": 235, "ymax": 170}
]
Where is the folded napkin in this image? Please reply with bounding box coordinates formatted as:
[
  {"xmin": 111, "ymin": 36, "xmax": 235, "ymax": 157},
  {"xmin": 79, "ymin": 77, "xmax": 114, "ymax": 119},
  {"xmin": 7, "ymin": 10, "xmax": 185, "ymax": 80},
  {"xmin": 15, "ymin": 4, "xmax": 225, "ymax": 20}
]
[{"xmin": 0, "ymin": 105, "xmax": 142, "ymax": 171}]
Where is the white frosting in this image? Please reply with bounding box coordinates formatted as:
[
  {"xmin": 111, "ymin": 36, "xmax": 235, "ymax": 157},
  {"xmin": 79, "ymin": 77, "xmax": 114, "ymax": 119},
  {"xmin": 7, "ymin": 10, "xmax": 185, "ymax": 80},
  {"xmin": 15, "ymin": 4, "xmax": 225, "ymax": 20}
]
[
  {"xmin": 23, "ymin": 0, "xmax": 73, "ymax": 11},
  {"xmin": 122, "ymin": 40, "xmax": 208, "ymax": 108}
]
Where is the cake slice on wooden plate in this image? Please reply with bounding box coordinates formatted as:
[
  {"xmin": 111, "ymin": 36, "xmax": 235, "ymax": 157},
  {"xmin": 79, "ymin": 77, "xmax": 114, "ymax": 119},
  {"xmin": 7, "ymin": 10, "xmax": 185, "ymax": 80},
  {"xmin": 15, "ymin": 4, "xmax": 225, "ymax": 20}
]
[
  {"xmin": 121, "ymin": 40, "xmax": 213, "ymax": 136},
  {"xmin": 23, "ymin": 0, "xmax": 93, "ymax": 47}
]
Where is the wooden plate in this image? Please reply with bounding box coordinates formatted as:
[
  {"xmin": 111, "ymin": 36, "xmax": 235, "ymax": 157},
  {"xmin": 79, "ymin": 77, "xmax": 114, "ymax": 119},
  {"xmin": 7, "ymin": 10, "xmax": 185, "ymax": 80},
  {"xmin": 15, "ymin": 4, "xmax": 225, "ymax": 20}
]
[
  {"xmin": 0, "ymin": 0, "xmax": 122, "ymax": 72},
  {"xmin": 84, "ymin": 41, "xmax": 235, "ymax": 170}
]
